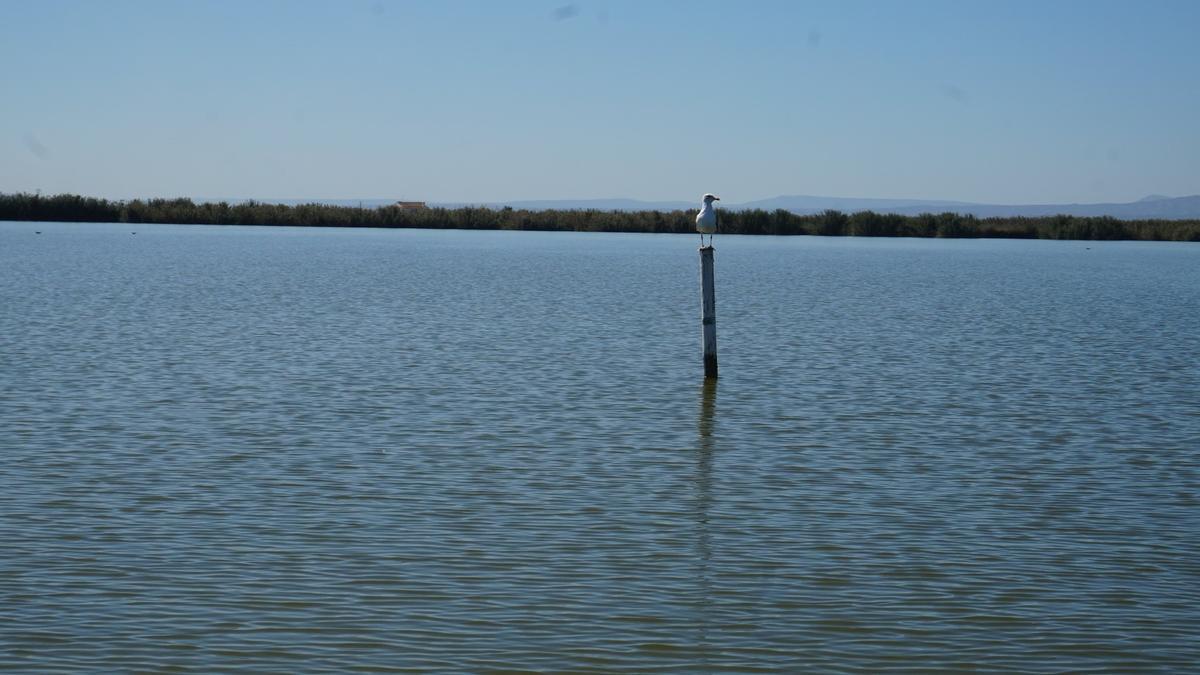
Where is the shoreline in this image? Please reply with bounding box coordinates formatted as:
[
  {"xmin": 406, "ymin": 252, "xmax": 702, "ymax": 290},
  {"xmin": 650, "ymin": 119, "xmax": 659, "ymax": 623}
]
[{"xmin": 3, "ymin": 193, "xmax": 1198, "ymax": 242}]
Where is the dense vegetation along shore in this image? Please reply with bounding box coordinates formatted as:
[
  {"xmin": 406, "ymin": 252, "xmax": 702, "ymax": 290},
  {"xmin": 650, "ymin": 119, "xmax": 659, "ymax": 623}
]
[{"xmin": 3, "ymin": 192, "xmax": 1198, "ymax": 241}]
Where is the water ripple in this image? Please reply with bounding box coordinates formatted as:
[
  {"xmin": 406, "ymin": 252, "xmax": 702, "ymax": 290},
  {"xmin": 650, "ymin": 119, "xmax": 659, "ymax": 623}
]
[{"xmin": 1, "ymin": 224, "xmax": 1198, "ymax": 671}]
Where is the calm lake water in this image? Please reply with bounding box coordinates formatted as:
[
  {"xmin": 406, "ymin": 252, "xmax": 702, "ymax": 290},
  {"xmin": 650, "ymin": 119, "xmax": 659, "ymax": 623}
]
[{"xmin": 2, "ymin": 222, "xmax": 1198, "ymax": 672}]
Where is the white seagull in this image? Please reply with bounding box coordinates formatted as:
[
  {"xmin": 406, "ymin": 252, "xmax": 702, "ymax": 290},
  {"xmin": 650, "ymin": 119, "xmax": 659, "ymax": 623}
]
[{"xmin": 696, "ymin": 193, "xmax": 719, "ymax": 247}]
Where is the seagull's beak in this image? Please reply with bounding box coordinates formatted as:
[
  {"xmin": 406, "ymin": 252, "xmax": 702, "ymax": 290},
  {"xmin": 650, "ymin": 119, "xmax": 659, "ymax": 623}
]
[{"xmin": 713, "ymin": 196, "xmax": 720, "ymax": 201}]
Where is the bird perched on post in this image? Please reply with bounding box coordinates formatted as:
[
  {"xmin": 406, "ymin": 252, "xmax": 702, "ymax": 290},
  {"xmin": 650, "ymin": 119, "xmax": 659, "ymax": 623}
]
[{"xmin": 696, "ymin": 193, "xmax": 719, "ymax": 248}]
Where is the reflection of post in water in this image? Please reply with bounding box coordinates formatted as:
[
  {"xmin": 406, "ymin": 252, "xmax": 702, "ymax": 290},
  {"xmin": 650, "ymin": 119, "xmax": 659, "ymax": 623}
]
[
  {"xmin": 693, "ymin": 378, "xmax": 716, "ymax": 661},
  {"xmin": 696, "ymin": 378, "xmax": 715, "ymax": 535},
  {"xmin": 699, "ymin": 378, "xmax": 716, "ymax": 444},
  {"xmin": 696, "ymin": 378, "xmax": 715, "ymax": 556}
]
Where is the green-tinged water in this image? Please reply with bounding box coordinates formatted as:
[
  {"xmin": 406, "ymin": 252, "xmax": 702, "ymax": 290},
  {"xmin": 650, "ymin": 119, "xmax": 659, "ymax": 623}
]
[{"xmin": 2, "ymin": 222, "xmax": 1198, "ymax": 672}]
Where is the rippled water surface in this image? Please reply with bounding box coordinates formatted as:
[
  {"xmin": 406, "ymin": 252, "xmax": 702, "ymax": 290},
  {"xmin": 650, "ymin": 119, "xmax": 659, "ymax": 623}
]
[{"xmin": 2, "ymin": 222, "xmax": 1198, "ymax": 672}]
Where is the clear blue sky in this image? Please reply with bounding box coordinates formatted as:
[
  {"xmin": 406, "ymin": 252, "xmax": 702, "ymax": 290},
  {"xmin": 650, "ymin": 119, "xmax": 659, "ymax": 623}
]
[{"xmin": 3, "ymin": 0, "xmax": 1197, "ymax": 204}]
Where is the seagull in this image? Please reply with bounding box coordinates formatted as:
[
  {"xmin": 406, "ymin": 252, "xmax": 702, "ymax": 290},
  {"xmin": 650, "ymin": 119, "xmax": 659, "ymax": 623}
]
[{"xmin": 696, "ymin": 193, "xmax": 719, "ymax": 247}]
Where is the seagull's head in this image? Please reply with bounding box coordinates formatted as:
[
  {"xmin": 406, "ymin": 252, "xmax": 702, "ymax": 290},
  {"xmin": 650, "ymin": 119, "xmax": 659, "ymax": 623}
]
[{"xmin": 703, "ymin": 193, "xmax": 720, "ymax": 204}]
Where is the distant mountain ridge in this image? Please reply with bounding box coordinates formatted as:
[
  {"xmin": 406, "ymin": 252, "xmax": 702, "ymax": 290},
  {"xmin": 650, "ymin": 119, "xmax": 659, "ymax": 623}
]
[
  {"xmin": 878, "ymin": 195, "xmax": 1200, "ymax": 220},
  {"xmin": 733, "ymin": 195, "xmax": 974, "ymax": 212},
  {"xmin": 480, "ymin": 194, "xmax": 1200, "ymax": 220},
  {"xmin": 723, "ymin": 194, "xmax": 1200, "ymax": 219},
  {"xmin": 227, "ymin": 194, "xmax": 1200, "ymax": 220}
]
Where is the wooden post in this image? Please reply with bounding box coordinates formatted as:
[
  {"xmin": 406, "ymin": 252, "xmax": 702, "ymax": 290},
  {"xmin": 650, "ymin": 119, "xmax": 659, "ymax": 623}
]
[{"xmin": 700, "ymin": 246, "xmax": 718, "ymax": 379}]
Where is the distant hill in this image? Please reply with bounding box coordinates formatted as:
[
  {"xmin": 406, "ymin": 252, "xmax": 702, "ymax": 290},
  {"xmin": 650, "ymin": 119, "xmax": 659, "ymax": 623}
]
[
  {"xmin": 210, "ymin": 197, "xmax": 699, "ymax": 211},
  {"xmin": 733, "ymin": 194, "xmax": 973, "ymax": 213},
  {"xmin": 207, "ymin": 194, "xmax": 1200, "ymax": 220},
  {"xmin": 466, "ymin": 194, "xmax": 1200, "ymax": 219},
  {"xmin": 729, "ymin": 194, "xmax": 1200, "ymax": 220},
  {"xmin": 881, "ymin": 195, "xmax": 1200, "ymax": 220},
  {"xmin": 444, "ymin": 198, "xmax": 697, "ymax": 211},
  {"xmin": 198, "ymin": 197, "xmax": 399, "ymax": 208}
]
